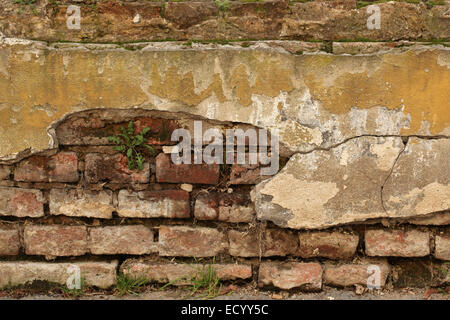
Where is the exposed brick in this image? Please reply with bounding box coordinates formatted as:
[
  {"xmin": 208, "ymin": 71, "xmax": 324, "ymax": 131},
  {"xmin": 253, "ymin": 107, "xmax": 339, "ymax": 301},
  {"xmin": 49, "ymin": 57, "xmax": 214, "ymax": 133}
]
[
  {"xmin": 50, "ymin": 188, "xmax": 114, "ymax": 219},
  {"xmin": 0, "ymin": 228, "xmax": 20, "ymax": 256},
  {"xmin": 24, "ymin": 225, "xmax": 88, "ymax": 258},
  {"xmin": 158, "ymin": 226, "xmax": 227, "ymax": 257},
  {"xmin": 117, "ymin": 189, "xmax": 190, "ymax": 218},
  {"xmin": 0, "ymin": 261, "xmax": 118, "ymax": 289},
  {"xmin": 0, "ymin": 165, "xmax": 11, "ymax": 180},
  {"xmin": 263, "ymin": 229, "xmax": 298, "ymax": 257},
  {"xmin": 391, "ymin": 260, "xmax": 434, "ymax": 288},
  {"xmin": 365, "ymin": 229, "xmax": 431, "ymax": 257},
  {"xmin": 0, "ymin": 187, "xmax": 44, "ymax": 217},
  {"xmin": 230, "ymin": 164, "xmax": 271, "ymax": 185},
  {"xmin": 89, "ymin": 225, "xmax": 157, "ymax": 255},
  {"xmin": 194, "ymin": 192, "xmax": 254, "ymax": 223},
  {"xmin": 14, "ymin": 152, "xmax": 78, "ymax": 182},
  {"xmin": 323, "ymin": 258, "xmax": 391, "ymax": 288},
  {"xmin": 435, "ymin": 234, "xmax": 450, "ymax": 261},
  {"xmin": 228, "ymin": 230, "xmax": 260, "ymax": 257},
  {"xmin": 85, "ymin": 153, "xmax": 149, "ymax": 184},
  {"xmin": 258, "ymin": 262, "xmax": 322, "ymax": 291},
  {"xmin": 156, "ymin": 153, "xmax": 219, "ymax": 185},
  {"xmin": 121, "ymin": 260, "xmax": 252, "ymax": 285},
  {"xmin": 165, "ymin": 2, "xmax": 219, "ymax": 29},
  {"xmin": 228, "ymin": 229, "xmax": 298, "ymax": 257},
  {"xmin": 298, "ymin": 231, "xmax": 359, "ymax": 260},
  {"xmin": 57, "ymin": 116, "xmax": 179, "ymax": 146}
]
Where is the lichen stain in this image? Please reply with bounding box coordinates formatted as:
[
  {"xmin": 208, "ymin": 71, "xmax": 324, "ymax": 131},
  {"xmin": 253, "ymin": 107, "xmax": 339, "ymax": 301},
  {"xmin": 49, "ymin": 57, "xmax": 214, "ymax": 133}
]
[{"xmin": 304, "ymin": 50, "xmax": 450, "ymax": 135}]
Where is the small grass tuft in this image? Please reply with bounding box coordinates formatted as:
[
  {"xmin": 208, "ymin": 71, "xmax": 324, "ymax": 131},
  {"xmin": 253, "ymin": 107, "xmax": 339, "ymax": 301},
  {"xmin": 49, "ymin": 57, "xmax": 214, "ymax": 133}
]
[
  {"xmin": 160, "ymin": 259, "xmax": 224, "ymax": 300},
  {"xmin": 215, "ymin": 0, "xmax": 231, "ymax": 12},
  {"xmin": 115, "ymin": 273, "xmax": 150, "ymax": 296},
  {"xmin": 59, "ymin": 277, "xmax": 87, "ymax": 298}
]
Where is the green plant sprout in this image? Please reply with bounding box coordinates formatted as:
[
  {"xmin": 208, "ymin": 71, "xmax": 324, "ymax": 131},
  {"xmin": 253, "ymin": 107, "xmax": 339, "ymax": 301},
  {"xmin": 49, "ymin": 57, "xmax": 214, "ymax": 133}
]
[
  {"xmin": 14, "ymin": 0, "xmax": 37, "ymax": 15},
  {"xmin": 107, "ymin": 121, "xmax": 156, "ymax": 171}
]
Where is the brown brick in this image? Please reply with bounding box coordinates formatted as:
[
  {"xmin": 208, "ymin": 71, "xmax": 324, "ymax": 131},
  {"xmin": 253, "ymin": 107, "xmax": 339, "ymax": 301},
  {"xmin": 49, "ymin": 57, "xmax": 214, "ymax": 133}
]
[
  {"xmin": 258, "ymin": 262, "xmax": 322, "ymax": 291},
  {"xmin": 117, "ymin": 189, "xmax": 190, "ymax": 218},
  {"xmin": 0, "ymin": 187, "xmax": 44, "ymax": 217},
  {"xmin": 50, "ymin": 188, "xmax": 114, "ymax": 219},
  {"xmin": 263, "ymin": 229, "xmax": 298, "ymax": 257},
  {"xmin": 298, "ymin": 231, "xmax": 359, "ymax": 260},
  {"xmin": 0, "ymin": 165, "xmax": 11, "ymax": 180},
  {"xmin": 14, "ymin": 152, "xmax": 78, "ymax": 182},
  {"xmin": 0, "ymin": 228, "xmax": 20, "ymax": 256},
  {"xmin": 121, "ymin": 260, "xmax": 252, "ymax": 285},
  {"xmin": 228, "ymin": 230, "xmax": 260, "ymax": 257},
  {"xmin": 156, "ymin": 153, "xmax": 219, "ymax": 184},
  {"xmin": 228, "ymin": 229, "xmax": 297, "ymax": 257},
  {"xmin": 24, "ymin": 225, "xmax": 88, "ymax": 258},
  {"xmin": 85, "ymin": 153, "xmax": 149, "ymax": 184},
  {"xmin": 194, "ymin": 192, "xmax": 254, "ymax": 223},
  {"xmin": 165, "ymin": 2, "xmax": 219, "ymax": 29},
  {"xmin": 0, "ymin": 261, "xmax": 118, "ymax": 289},
  {"xmin": 89, "ymin": 225, "xmax": 157, "ymax": 255},
  {"xmin": 435, "ymin": 234, "xmax": 450, "ymax": 261},
  {"xmin": 323, "ymin": 258, "xmax": 391, "ymax": 288},
  {"xmin": 365, "ymin": 229, "xmax": 430, "ymax": 257},
  {"xmin": 158, "ymin": 226, "xmax": 227, "ymax": 257},
  {"xmin": 57, "ymin": 116, "xmax": 179, "ymax": 146},
  {"xmin": 230, "ymin": 164, "xmax": 271, "ymax": 185}
]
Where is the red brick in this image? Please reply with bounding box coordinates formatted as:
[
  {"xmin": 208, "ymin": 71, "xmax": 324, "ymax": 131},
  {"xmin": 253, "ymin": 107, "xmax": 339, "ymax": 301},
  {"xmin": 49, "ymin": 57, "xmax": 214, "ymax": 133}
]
[
  {"xmin": 89, "ymin": 225, "xmax": 157, "ymax": 255},
  {"xmin": 57, "ymin": 116, "xmax": 178, "ymax": 146},
  {"xmin": 0, "ymin": 187, "xmax": 44, "ymax": 217},
  {"xmin": 298, "ymin": 231, "xmax": 359, "ymax": 260},
  {"xmin": 365, "ymin": 229, "xmax": 430, "ymax": 257},
  {"xmin": 0, "ymin": 165, "xmax": 11, "ymax": 180},
  {"xmin": 258, "ymin": 262, "xmax": 322, "ymax": 291},
  {"xmin": 0, "ymin": 228, "xmax": 20, "ymax": 256},
  {"xmin": 121, "ymin": 260, "xmax": 252, "ymax": 285},
  {"xmin": 24, "ymin": 225, "xmax": 88, "ymax": 258},
  {"xmin": 117, "ymin": 189, "xmax": 190, "ymax": 218},
  {"xmin": 435, "ymin": 234, "xmax": 450, "ymax": 261},
  {"xmin": 85, "ymin": 153, "xmax": 149, "ymax": 184},
  {"xmin": 228, "ymin": 229, "xmax": 298, "ymax": 257},
  {"xmin": 194, "ymin": 192, "xmax": 254, "ymax": 223},
  {"xmin": 156, "ymin": 153, "xmax": 219, "ymax": 184},
  {"xmin": 323, "ymin": 258, "xmax": 391, "ymax": 288},
  {"xmin": 158, "ymin": 226, "xmax": 227, "ymax": 257},
  {"xmin": 14, "ymin": 152, "xmax": 78, "ymax": 182}
]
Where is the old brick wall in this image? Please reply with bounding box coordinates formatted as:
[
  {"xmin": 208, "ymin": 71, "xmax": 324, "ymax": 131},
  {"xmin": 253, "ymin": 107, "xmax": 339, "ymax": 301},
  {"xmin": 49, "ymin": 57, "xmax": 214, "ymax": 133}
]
[{"xmin": 0, "ymin": 0, "xmax": 449, "ymax": 294}]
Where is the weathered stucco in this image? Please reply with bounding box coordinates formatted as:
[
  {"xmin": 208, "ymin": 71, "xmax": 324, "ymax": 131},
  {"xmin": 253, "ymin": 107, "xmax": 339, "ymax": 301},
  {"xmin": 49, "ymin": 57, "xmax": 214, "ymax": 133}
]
[
  {"xmin": 0, "ymin": 38, "xmax": 449, "ymax": 229},
  {"xmin": 0, "ymin": 38, "xmax": 449, "ymax": 161}
]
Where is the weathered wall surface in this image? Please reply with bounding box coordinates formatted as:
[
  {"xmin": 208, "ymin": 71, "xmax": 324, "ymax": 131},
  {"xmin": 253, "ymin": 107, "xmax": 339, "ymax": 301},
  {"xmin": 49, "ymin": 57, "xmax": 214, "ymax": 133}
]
[{"xmin": 0, "ymin": 0, "xmax": 449, "ymax": 294}]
